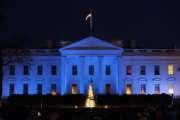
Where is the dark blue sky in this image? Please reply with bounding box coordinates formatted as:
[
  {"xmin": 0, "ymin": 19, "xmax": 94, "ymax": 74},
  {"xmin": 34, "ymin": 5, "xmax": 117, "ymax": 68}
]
[{"xmin": 0, "ymin": 0, "xmax": 180, "ymax": 48}]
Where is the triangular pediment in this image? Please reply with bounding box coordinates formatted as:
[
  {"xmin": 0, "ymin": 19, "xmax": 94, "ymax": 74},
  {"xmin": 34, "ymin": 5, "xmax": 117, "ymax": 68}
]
[
  {"xmin": 60, "ymin": 36, "xmax": 123, "ymax": 55},
  {"xmin": 61, "ymin": 36, "xmax": 122, "ymax": 50}
]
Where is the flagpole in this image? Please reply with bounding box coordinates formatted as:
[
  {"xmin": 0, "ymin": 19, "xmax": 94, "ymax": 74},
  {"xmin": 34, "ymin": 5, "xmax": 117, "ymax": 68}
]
[{"xmin": 90, "ymin": 10, "xmax": 93, "ymax": 36}]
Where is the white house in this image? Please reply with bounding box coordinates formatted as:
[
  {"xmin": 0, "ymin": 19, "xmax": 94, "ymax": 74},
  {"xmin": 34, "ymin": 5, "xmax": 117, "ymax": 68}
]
[{"xmin": 2, "ymin": 36, "xmax": 180, "ymax": 97}]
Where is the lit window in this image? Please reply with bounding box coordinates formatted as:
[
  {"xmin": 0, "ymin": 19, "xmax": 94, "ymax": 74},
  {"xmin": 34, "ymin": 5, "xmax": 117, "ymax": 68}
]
[
  {"xmin": 51, "ymin": 65, "xmax": 57, "ymax": 75},
  {"xmin": 168, "ymin": 83, "xmax": 174, "ymax": 95},
  {"xmin": 154, "ymin": 65, "xmax": 160, "ymax": 75},
  {"xmin": 89, "ymin": 65, "xmax": 94, "ymax": 75},
  {"xmin": 23, "ymin": 65, "xmax": 29, "ymax": 75},
  {"xmin": 72, "ymin": 65, "xmax": 78, "ymax": 75},
  {"xmin": 126, "ymin": 65, "xmax": 132, "ymax": 75},
  {"xmin": 9, "ymin": 84, "xmax": 14, "ymax": 95},
  {"xmin": 140, "ymin": 84, "xmax": 146, "ymax": 94},
  {"xmin": 105, "ymin": 65, "xmax": 111, "ymax": 75},
  {"xmin": 154, "ymin": 84, "xmax": 160, "ymax": 94},
  {"xmin": 9, "ymin": 65, "xmax": 15, "ymax": 75},
  {"xmin": 71, "ymin": 84, "xmax": 78, "ymax": 94},
  {"xmin": 51, "ymin": 84, "xmax": 57, "ymax": 95},
  {"xmin": 51, "ymin": 91, "xmax": 57, "ymax": 96},
  {"xmin": 140, "ymin": 65, "xmax": 146, "ymax": 75},
  {"xmin": 126, "ymin": 84, "xmax": 132, "ymax": 95},
  {"xmin": 23, "ymin": 84, "xmax": 28, "ymax": 94},
  {"xmin": 37, "ymin": 65, "xmax": 43, "ymax": 75},
  {"xmin": 168, "ymin": 64, "xmax": 174, "ymax": 75}
]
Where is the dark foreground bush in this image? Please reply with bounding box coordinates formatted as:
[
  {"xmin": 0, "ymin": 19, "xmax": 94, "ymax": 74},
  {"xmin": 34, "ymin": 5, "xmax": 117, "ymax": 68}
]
[
  {"xmin": 6, "ymin": 94, "xmax": 172, "ymax": 107},
  {"xmin": 96, "ymin": 94, "xmax": 172, "ymax": 106},
  {"xmin": 7, "ymin": 94, "xmax": 86, "ymax": 106}
]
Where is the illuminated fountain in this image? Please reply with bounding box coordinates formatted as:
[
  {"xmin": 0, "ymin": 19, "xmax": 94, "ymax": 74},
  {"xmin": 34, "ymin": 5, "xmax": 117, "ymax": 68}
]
[{"xmin": 85, "ymin": 82, "xmax": 96, "ymax": 108}]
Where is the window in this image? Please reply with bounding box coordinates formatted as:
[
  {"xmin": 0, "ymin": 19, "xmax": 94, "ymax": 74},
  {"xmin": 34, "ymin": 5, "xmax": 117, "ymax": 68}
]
[
  {"xmin": 177, "ymin": 67, "xmax": 180, "ymax": 71},
  {"xmin": 71, "ymin": 84, "xmax": 78, "ymax": 94},
  {"xmin": 51, "ymin": 84, "xmax": 57, "ymax": 95},
  {"xmin": 105, "ymin": 84, "xmax": 111, "ymax": 94},
  {"xmin": 168, "ymin": 83, "xmax": 174, "ymax": 95},
  {"xmin": 9, "ymin": 84, "xmax": 14, "ymax": 95},
  {"xmin": 105, "ymin": 65, "xmax": 111, "ymax": 75},
  {"xmin": 51, "ymin": 65, "xmax": 57, "ymax": 75},
  {"xmin": 23, "ymin": 84, "xmax": 28, "ymax": 94},
  {"xmin": 154, "ymin": 65, "xmax": 160, "ymax": 75},
  {"xmin": 51, "ymin": 84, "xmax": 57, "ymax": 92},
  {"xmin": 37, "ymin": 65, "xmax": 43, "ymax": 75},
  {"xmin": 23, "ymin": 65, "xmax": 29, "ymax": 75},
  {"xmin": 126, "ymin": 84, "xmax": 132, "ymax": 95},
  {"xmin": 89, "ymin": 65, "xmax": 94, "ymax": 75},
  {"xmin": 140, "ymin": 65, "xmax": 146, "ymax": 75},
  {"xmin": 140, "ymin": 84, "xmax": 146, "ymax": 94},
  {"xmin": 168, "ymin": 64, "xmax": 174, "ymax": 75},
  {"xmin": 72, "ymin": 65, "xmax": 78, "ymax": 75},
  {"xmin": 154, "ymin": 84, "xmax": 160, "ymax": 94},
  {"xmin": 37, "ymin": 84, "xmax": 42, "ymax": 94},
  {"xmin": 9, "ymin": 65, "xmax": 15, "ymax": 75},
  {"xmin": 126, "ymin": 65, "xmax": 132, "ymax": 75}
]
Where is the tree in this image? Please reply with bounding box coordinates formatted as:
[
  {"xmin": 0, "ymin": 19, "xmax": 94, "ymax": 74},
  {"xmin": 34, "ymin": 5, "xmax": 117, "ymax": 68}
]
[{"xmin": 0, "ymin": 32, "xmax": 31, "ymax": 96}]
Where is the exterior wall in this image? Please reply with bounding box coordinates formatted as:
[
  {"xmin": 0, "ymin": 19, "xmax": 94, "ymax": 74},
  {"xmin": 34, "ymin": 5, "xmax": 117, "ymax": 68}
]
[
  {"xmin": 2, "ymin": 56, "xmax": 61, "ymax": 97},
  {"xmin": 121, "ymin": 56, "xmax": 180, "ymax": 95},
  {"xmin": 2, "ymin": 54, "xmax": 180, "ymax": 97},
  {"xmin": 2, "ymin": 46, "xmax": 180, "ymax": 97}
]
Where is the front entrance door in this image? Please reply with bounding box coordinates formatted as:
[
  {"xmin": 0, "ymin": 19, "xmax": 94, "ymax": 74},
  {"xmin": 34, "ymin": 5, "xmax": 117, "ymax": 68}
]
[
  {"xmin": 105, "ymin": 84, "xmax": 111, "ymax": 94},
  {"xmin": 126, "ymin": 84, "xmax": 132, "ymax": 95},
  {"xmin": 71, "ymin": 84, "xmax": 78, "ymax": 94}
]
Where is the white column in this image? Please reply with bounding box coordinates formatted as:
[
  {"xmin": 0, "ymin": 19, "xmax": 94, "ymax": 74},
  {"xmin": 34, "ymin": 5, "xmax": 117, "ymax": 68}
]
[
  {"xmin": 114, "ymin": 56, "xmax": 119, "ymax": 94},
  {"xmin": 79, "ymin": 56, "xmax": 85, "ymax": 94},
  {"xmin": 98, "ymin": 56, "xmax": 103, "ymax": 94},
  {"xmin": 117, "ymin": 56, "xmax": 123, "ymax": 95},
  {"xmin": 60, "ymin": 56, "xmax": 68, "ymax": 95}
]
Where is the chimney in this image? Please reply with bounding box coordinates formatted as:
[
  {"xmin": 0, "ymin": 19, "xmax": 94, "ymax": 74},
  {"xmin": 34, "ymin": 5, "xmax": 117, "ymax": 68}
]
[
  {"xmin": 47, "ymin": 40, "xmax": 54, "ymax": 48},
  {"xmin": 115, "ymin": 40, "xmax": 123, "ymax": 47},
  {"xmin": 111, "ymin": 39, "xmax": 123, "ymax": 47},
  {"xmin": 131, "ymin": 40, "xmax": 136, "ymax": 48},
  {"xmin": 59, "ymin": 40, "xmax": 71, "ymax": 47}
]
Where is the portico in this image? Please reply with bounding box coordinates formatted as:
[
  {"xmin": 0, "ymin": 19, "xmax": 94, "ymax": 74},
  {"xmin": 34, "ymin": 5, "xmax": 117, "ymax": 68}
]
[{"xmin": 60, "ymin": 36, "xmax": 123, "ymax": 95}]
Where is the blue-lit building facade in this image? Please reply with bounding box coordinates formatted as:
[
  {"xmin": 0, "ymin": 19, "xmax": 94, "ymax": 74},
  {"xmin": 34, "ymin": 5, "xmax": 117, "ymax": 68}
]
[{"xmin": 2, "ymin": 36, "xmax": 180, "ymax": 97}]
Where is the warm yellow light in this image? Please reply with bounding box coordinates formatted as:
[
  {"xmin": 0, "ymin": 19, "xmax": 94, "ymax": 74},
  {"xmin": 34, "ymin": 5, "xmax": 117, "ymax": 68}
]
[
  {"xmin": 74, "ymin": 105, "xmax": 78, "ymax": 109},
  {"xmin": 168, "ymin": 88, "xmax": 174, "ymax": 94},
  {"xmin": 51, "ymin": 91, "xmax": 57, "ymax": 96},
  {"xmin": 104, "ymin": 105, "xmax": 108, "ymax": 109},
  {"xmin": 85, "ymin": 83, "xmax": 96, "ymax": 108},
  {"xmin": 88, "ymin": 85, "xmax": 94, "ymax": 98},
  {"xmin": 168, "ymin": 64, "xmax": 174, "ymax": 75},
  {"xmin": 72, "ymin": 85, "xmax": 78, "ymax": 94},
  {"xmin": 141, "ymin": 89, "xmax": 145, "ymax": 94},
  {"xmin": 37, "ymin": 111, "xmax": 42, "ymax": 117},
  {"xmin": 85, "ymin": 99, "xmax": 96, "ymax": 108},
  {"xmin": 126, "ymin": 86, "xmax": 132, "ymax": 95}
]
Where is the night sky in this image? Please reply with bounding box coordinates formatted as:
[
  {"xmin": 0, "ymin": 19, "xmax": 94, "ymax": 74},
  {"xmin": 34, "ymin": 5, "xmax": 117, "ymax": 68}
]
[{"xmin": 0, "ymin": 0, "xmax": 180, "ymax": 48}]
